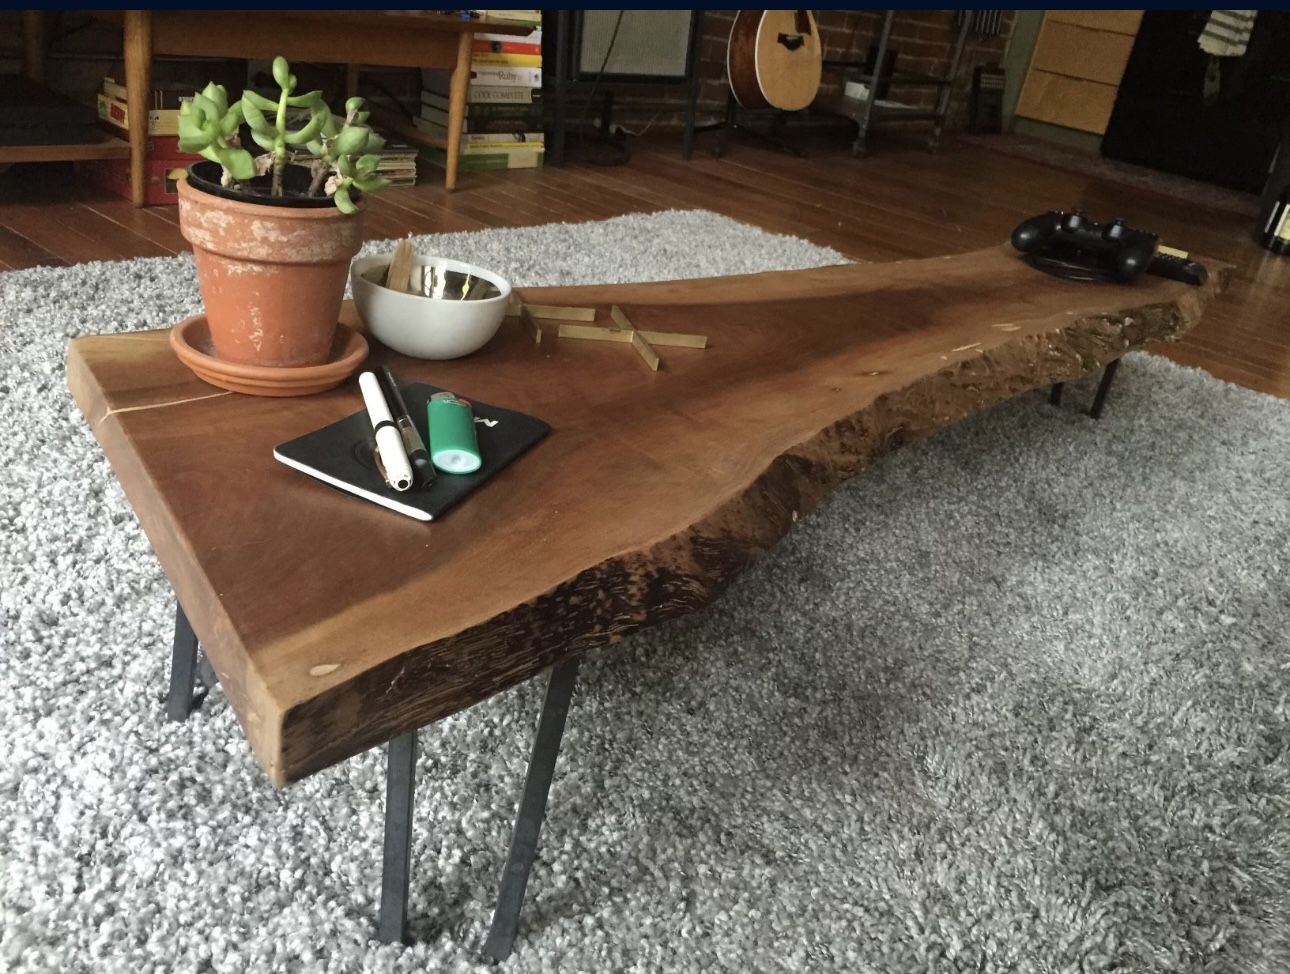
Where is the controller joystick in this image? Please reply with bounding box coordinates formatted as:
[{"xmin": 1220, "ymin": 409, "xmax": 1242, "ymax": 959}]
[{"xmin": 1011, "ymin": 210, "xmax": 1158, "ymax": 283}]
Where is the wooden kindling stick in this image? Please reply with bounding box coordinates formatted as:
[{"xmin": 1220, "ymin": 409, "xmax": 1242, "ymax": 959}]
[
  {"xmin": 603, "ymin": 306, "xmax": 656, "ymax": 370},
  {"xmin": 554, "ymin": 304, "xmax": 709, "ymax": 371}
]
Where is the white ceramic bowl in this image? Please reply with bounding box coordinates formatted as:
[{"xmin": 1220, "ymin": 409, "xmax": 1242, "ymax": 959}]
[{"xmin": 350, "ymin": 254, "xmax": 512, "ymax": 360}]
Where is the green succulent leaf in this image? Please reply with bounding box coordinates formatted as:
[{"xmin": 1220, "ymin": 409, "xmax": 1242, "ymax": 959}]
[
  {"xmin": 333, "ymin": 183, "xmax": 357, "ymax": 214},
  {"xmin": 189, "ymin": 93, "xmax": 218, "ymax": 124},
  {"xmin": 240, "ymin": 94, "xmax": 273, "ymax": 134},
  {"xmin": 352, "ymin": 175, "xmax": 390, "ymax": 194},
  {"xmin": 179, "ymin": 99, "xmax": 207, "ymax": 130},
  {"xmin": 305, "ymin": 139, "xmax": 325, "ymax": 156},
  {"xmin": 241, "ymin": 89, "xmax": 277, "ymax": 112},
  {"xmin": 334, "ymin": 124, "xmax": 369, "ymax": 158},
  {"xmin": 345, "ymin": 96, "xmax": 365, "ymax": 116},
  {"xmin": 201, "ymin": 82, "xmax": 228, "ymax": 116},
  {"xmin": 353, "ymin": 110, "xmax": 370, "ymax": 125},
  {"xmin": 250, "ymin": 130, "xmax": 277, "ymax": 153},
  {"xmin": 216, "ymin": 147, "xmax": 257, "ymax": 181},
  {"xmin": 198, "ymin": 145, "xmax": 222, "ymax": 165},
  {"xmin": 356, "ymin": 153, "xmax": 380, "ymax": 175},
  {"xmin": 272, "ymin": 56, "xmax": 292, "ymax": 90},
  {"xmin": 365, "ymin": 132, "xmax": 386, "ymax": 154},
  {"xmin": 218, "ymin": 101, "xmax": 244, "ymax": 137},
  {"xmin": 284, "ymin": 109, "xmax": 327, "ymax": 145},
  {"xmin": 285, "ymin": 89, "xmax": 325, "ymax": 109},
  {"xmin": 177, "ymin": 112, "xmax": 208, "ymax": 146}
]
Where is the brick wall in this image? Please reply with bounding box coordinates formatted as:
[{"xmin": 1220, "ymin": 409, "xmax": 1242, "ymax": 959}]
[{"xmin": 599, "ymin": 10, "xmax": 1015, "ymax": 134}]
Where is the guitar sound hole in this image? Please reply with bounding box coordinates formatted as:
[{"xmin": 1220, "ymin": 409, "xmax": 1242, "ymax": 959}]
[{"xmin": 777, "ymin": 33, "xmax": 805, "ymax": 52}]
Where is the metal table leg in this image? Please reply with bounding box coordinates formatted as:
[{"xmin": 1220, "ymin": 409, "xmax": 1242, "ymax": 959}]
[
  {"xmin": 851, "ymin": 10, "xmax": 893, "ymax": 157},
  {"xmin": 484, "ymin": 655, "xmax": 582, "ymax": 962},
  {"xmin": 166, "ymin": 600, "xmax": 210, "ymax": 721},
  {"xmin": 378, "ymin": 730, "xmax": 419, "ymax": 944},
  {"xmin": 1047, "ymin": 359, "xmax": 1121, "ymax": 418},
  {"xmin": 1089, "ymin": 358, "xmax": 1121, "ymax": 420},
  {"xmin": 927, "ymin": 15, "xmax": 971, "ymax": 152}
]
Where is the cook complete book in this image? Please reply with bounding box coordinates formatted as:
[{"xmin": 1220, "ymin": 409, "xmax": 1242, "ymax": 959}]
[{"xmin": 274, "ymin": 383, "xmax": 549, "ymax": 521}]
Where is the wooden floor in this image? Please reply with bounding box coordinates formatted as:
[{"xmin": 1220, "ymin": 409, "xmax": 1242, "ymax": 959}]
[{"xmin": 2, "ymin": 133, "xmax": 1286, "ymax": 397}]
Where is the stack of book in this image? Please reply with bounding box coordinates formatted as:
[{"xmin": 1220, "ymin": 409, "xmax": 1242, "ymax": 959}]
[
  {"xmin": 92, "ymin": 76, "xmax": 201, "ymax": 205},
  {"xmin": 375, "ymin": 141, "xmax": 420, "ymax": 187},
  {"xmin": 419, "ymin": 11, "xmax": 544, "ymax": 173}
]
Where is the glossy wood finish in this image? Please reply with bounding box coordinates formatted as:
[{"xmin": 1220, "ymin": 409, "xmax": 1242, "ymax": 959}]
[
  {"xmin": 67, "ymin": 248, "xmax": 1226, "ymax": 785},
  {"xmin": 1, "ymin": 138, "xmax": 1283, "ymax": 394}
]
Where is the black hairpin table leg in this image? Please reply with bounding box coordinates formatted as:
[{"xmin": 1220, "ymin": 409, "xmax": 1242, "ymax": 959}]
[
  {"xmin": 1089, "ymin": 358, "xmax": 1121, "ymax": 420},
  {"xmin": 1048, "ymin": 359, "xmax": 1121, "ymax": 419},
  {"xmin": 484, "ymin": 655, "xmax": 582, "ymax": 962},
  {"xmin": 378, "ymin": 730, "xmax": 419, "ymax": 944},
  {"xmin": 166, "ymin": 600, "xmax": 206, "ymax": 722}
]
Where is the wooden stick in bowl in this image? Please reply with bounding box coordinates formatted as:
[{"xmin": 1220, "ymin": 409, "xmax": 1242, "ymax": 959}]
[{"xmin": 386, "ymin": 238, "xmax": 415, "ymax": 293}]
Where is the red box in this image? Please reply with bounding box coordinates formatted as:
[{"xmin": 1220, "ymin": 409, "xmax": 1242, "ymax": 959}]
[{"xmin": 83, "ymin": 156, "xmax": 193, "ymax": 206}]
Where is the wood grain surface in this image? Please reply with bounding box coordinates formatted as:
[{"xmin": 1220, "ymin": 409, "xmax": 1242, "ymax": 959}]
[{"xmin": 67, "ymin": 247, "xmax": 1228, "ymax": 785}]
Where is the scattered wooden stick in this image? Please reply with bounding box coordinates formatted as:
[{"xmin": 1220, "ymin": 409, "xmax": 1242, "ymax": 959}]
[
  {"xmin": 639, "ymin": 328, "xmax": 706, "ymax": 349},
  {"xmin": 519, "ymin": 304, "xmax": 542, "ymax": 344},
  {"xmin": 557, "ymin": 322, "xmax": 707, "ymax": 349},
  {"xmin": 556, "ymin": 322, "xmax": 632, "ymax": 345},
  {"xmin": 629, "ymin": 328, "xmax": 660, "ymax": 371},
  {"xmin": 609, "ymin": 304, "xmax": 634, "ymax": 332},
  {"xmin": 557, "ymin": 304, "xmax": 708, "ymax": 371},
  {"xmin": 525, "ymin": 304, "xmax": 596, "ymax": 322}
]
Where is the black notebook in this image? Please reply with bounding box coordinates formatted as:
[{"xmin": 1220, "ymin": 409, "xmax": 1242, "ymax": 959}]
[{"xmin": 273, "ymin": 383, "xmax": 550, "ymax": 522}]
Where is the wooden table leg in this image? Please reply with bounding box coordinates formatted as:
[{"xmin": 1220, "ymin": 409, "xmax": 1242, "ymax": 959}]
[
  {"xmin": 123, "ymin": 9, "xmax": 153, "ymax": 207},
  {"xmin": 22, "ymin": 11, "xmax": 46, "ymax": 83},
  {"xmin": 444, "ymin": 31, "xmax": 472, "ymax": 192}
]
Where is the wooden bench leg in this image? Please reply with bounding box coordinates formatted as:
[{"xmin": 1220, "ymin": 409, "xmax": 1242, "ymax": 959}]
[
  {"xmin": 123, "ymin": 10, "xmax": 153, "ymax": 207},
  {"xmin": 485, "ymin": 655, "xmax": 581, "ymax": 962}
]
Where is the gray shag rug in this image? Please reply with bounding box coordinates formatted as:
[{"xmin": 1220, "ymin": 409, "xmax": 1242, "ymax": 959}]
[{"xmin": 2, "ymin": 210, "xmax": 1289, "ymax": 974}]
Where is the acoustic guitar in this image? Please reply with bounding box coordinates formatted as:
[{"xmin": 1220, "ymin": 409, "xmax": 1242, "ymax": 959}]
[{"xmin": 727, "ymin": 10, "xmax": 823, "ymax": 112}]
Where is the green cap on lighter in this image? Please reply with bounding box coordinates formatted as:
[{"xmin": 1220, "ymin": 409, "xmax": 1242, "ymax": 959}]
[{"xmin": 427, "ymin": 393, "xmax": 482, "ymax": 474}]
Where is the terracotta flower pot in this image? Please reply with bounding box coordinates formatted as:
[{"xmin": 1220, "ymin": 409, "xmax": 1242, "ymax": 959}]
[{"xmin": 177, "ymin": 171, "xmax": 364, "ymax": 368}]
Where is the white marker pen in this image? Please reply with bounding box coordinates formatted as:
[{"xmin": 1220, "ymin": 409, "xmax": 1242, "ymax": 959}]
[{"xmin": 358, "ymin": 371, "xmax": 413, "ymax": 492}]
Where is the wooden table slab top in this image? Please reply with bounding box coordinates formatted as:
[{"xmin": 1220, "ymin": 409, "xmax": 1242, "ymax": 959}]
[{"xmin": 67, "ymin": 247, "xmax": 1228, "ymax": 785}]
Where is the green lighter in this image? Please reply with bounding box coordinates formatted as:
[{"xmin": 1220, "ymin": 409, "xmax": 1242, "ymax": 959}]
[{"xmin": 427, "ymin": 392, "xmax": 482, "ymax": 474}]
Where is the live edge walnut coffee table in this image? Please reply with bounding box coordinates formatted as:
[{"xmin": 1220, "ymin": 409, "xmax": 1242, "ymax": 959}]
[{"xmin": 67, "ymin": 247, "xmax": 1224, "ymax": 959}]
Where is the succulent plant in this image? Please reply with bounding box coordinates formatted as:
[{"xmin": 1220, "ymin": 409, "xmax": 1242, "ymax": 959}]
[{"xmin": 180, "ymin": 57, "xmax": 389, "ymax": 212}]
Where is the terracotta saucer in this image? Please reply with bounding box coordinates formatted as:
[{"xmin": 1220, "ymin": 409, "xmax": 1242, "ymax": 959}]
[{"xmin": 169, "ymin": 315, "xmax": 368, "ymax": 397}]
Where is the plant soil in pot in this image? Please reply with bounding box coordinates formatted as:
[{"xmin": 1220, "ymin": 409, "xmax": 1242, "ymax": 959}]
[{"xmin": 173, "ymin": 58, "xmax": 390, "ymax": 370}]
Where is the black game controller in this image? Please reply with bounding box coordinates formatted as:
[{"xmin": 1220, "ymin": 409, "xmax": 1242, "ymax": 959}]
[{"xmin": 1012, "ymin": 210, "xmax": 1159, "ymax": 283}]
